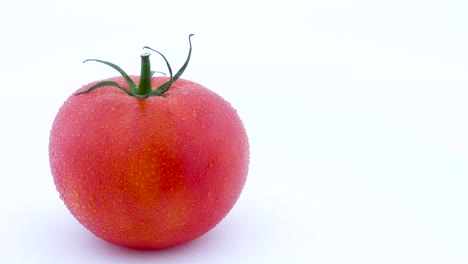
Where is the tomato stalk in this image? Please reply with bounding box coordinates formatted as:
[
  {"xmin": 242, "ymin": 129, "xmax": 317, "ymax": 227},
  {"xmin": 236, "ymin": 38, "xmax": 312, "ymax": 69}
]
[
  {"xmin": 137, "ymin": 53, "xmax": 152, "ymax": 96},
  {"xmin": 75, "ymin": 34, "xmax": 194, "ymax": 99}
]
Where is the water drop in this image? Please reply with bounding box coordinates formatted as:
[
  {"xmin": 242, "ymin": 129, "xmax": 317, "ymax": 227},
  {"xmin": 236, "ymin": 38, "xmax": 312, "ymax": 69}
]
[{"xmin": 73, "ymin": 189, "xmax": 81, "ymax": 197}]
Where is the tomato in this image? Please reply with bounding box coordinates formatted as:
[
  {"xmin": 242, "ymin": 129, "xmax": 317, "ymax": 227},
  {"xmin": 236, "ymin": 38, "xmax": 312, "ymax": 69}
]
[{"xmin": 49, "ymin": 35, "xmax": 249, "ymax": 249}]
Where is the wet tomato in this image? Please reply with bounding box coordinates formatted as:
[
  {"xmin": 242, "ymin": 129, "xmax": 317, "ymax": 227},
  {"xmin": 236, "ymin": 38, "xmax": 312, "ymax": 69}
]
[{"xmin": 49, "ymin": 35, "xmax": 249, "ymax": 249}]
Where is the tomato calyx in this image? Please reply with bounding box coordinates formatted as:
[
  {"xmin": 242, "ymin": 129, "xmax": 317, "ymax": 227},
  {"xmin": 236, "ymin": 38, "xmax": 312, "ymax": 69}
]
[{"xmin": 75, "ymin": 34, "xmax": 194, "ymax": 99}]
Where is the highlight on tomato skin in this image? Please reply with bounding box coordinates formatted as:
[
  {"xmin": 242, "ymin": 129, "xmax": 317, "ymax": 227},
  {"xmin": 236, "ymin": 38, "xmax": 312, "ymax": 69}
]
[{"xmin": 48, "ymin": 35, "xmax": 250, "ymax": 249}]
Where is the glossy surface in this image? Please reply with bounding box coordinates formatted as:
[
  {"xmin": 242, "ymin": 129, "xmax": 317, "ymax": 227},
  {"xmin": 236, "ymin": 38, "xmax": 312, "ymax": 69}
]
[{"xmin": 49, "ymin": 77, "xmax": 249, "ymax": 249}]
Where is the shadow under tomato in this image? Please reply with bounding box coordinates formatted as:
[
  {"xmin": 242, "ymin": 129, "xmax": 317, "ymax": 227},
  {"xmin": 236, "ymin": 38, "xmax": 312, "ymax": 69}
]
[
  {"xmin": 33, "ymin": 202, "xmax": 253, "ymax": 263},
  {"xmin": 80, "ymin": 225, "xmax": 232, "ymax": 262}
]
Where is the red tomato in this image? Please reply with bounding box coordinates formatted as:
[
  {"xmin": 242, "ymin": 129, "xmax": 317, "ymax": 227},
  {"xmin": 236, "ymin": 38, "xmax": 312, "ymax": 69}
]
[{"xmin": 49, "ymin": 36, "xmax": 249, "ymax": 249}]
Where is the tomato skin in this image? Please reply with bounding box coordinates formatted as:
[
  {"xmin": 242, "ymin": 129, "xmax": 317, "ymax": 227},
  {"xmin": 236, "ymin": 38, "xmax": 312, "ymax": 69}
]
[{"xmin": 49, "ymin": 76, "xmax": 249, "ymax": 249}]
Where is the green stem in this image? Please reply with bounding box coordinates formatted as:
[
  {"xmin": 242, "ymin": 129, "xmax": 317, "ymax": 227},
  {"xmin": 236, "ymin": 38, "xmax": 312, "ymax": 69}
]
[
  {"xmin": 76, "ymin": 34, "xmax": 194, "ymax": 99},
  {"xmin": 137, "ymin": 53, "xmax": 152, "ymax": 95}
]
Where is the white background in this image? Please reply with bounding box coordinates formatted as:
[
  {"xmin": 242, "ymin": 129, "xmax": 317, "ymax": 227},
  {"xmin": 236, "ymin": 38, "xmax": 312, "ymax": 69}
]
[{"xmin": 1, "ymin": 0, "xmax": 468, "ymax": 263}]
